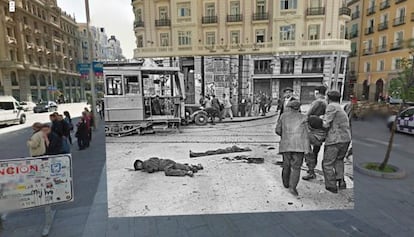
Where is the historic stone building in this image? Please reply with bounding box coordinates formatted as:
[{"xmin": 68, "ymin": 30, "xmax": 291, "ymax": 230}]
[
  {"xmin": 0, "ymin": 0, "xmax": 85, "ymax": 102},
  {"xmin": 132, "ymin": 0, "xmax": 351, "ymax": 104}
]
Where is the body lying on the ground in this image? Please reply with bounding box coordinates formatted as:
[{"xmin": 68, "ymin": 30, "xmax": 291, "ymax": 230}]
[
  {"xmin": 133, "ymin": 157, "xmax": 203, "ymax": 177},
  {"xmin": 190, "ymin": 145, "xmax": 251, "ymax": 158}
]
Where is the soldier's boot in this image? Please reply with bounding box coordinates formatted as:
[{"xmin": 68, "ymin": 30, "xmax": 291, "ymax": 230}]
[
  {"xmin": 302, "ymin": 170, "xmax": 316, "ymax": 181},
  {"xmin": 337, "ymin": 179, "xmax": 347, "ymax": 190}
]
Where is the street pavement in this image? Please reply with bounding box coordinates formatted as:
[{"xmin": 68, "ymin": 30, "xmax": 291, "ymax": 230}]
[{"xmin": 1, "ymin": 114, "xmax": 414, "ymax": 236}]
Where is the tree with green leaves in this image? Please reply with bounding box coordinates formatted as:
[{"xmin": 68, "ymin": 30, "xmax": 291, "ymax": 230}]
[{"xmin": 380, "ymin": 57, "xmax": 414, "ymax": 170}]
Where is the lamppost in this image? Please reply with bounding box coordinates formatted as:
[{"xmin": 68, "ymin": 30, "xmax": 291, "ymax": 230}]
[{"xmin": 85, "ymin": 0, "xmax": 98, "ymax": 128}]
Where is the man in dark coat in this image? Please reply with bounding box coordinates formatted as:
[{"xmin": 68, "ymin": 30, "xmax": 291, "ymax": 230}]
[
  {"xmin": 259, "ymin": 93, "xmax": 267, "ymax": 116},
  {"xmin": 152, "ymin": 95, "xmax": 162, "ymax": 115},
  {"xmin": 211, "ymin": 95, "xmax": 222, "ymax": 122},
  {"xmin": 303, "ymin": 85, "xmax": 327, "ymax": 181},
  {"xmin": 133, "ymin": 158, "xmax": 203, "ymax": 177},
  {"xmin": 42, "ymin": 124, "xmax": 63, "ymax": 155},
  {"xmin": 322, "ymin": 91, "xmax": 352, "ymax": 193},
  {"xmin": 279, "ymin": 87, "xmax": 297, "ymax": 115},
  {"xmin": 275, "ymin": 100, "xmax": 311, "ymax": 196}
]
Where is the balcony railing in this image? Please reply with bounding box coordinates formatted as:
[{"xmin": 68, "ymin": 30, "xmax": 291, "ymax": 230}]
[
  {"xmin": 280, "ymin": 68, "xmax": 294, "ymax": 74},
  {"xmin": 306, "ymin": 7, "xmax": 325, "ymax": 16},
  {"xmin": 365, "ymin": 27, "xmax": 374, "ymax": 35},
  {"xmin": 134, "ymin": 20, "xmax": 144, "ymax": 28},
  {"xmin": 252, "ymin": 12, "xmax": 269, "ymax": 21},
  {"xmin": 367, "ymin": 6, "xmax": 376, "ymax": 16},
  {"xmin": 363, "ymin": 48, "xmax": 373, "ymax": 55},
  {"xmin": 202, "ymin": 16, "xmax": 218, "ymax": 24},
  {"xmin": 254, "ymin": 69, "xmax": 272, "ymax": 74},
  {"xmin": 378, "ymin": 22, "xmax": 388, "ymax": 31},
  {"xmin": 349, "ymin": 31, "xmax": 358, "ymax": 39},
  {"xmin": 393, "ymin": 16, "xmax": 405, "ymax": 26},
  {"xmin": 395, "ymin": 0, "xmax": 406, "ymax": 4},
  {"xmin": 376, "ymin": 45, "xmax": 387, "ymax": 53},
  {"xmin": 349, "ymin": 51, "xmax": 357, "ymax": 57},
  {"xmin": 391, "ymin": 41, "xmax": 403, "ymax": 50},
  {"xmin": 351, "ymin": 11, "xmax": 360, "ymax": 20},
  {"xmin": 380, "ymin": 0, "xmax": 390, "ymax": 10},
  {"xmin": 155, "ymin": 19, "xmax": 171, "ymax": 27},
  {"xmin": 302, "ymin": 68, "xmax": 324, "ymax": 74},
  {"xmin": 227, "ymin": 14, "xmax": 243, "ymax": 22},
  {"xmin": 339, "ymin": 7, "xmax": 351, "ymax": 16}
]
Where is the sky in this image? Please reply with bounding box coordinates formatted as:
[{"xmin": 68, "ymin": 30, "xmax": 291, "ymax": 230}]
[{"xmin": 57, "ymin": 0, "xmax": 135, "ymax": 59}]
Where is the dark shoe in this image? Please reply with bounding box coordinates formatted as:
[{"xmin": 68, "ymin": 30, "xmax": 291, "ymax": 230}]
[
  {"xmin": 302, "ymin": 172, "xmax": 316, "ymax": 181},
  {"xmin": 325, "ymin": 187, "xmax": 338, "ymax": 194},
  {"xmin": 186, "ymin": 171, "xmax": 194, "ymax": 177},
  {"xmin": 289, "ymin": 188, "xmax": 299, "ymax": 196},
  {"xmin": 337, "ymin": 179, "xmax": 347, "ymax": 190},
  {"xmin": 196, "ymin": 164, "xmax": 203, "ymax": 170}
]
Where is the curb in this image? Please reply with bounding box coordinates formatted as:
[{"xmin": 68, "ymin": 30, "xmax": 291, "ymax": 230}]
[
  {"xmin": 220, "ymin": 113, "xmax": 278, "ymax": 123},
  {"xmin": 355, "ymin": 162, "xmax": 406, "ymax": 179}
]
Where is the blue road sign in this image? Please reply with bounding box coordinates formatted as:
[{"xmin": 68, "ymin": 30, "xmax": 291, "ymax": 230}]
[
  {"xmin": 93, "ymin": 61, "xmax": 103, "ymax": 76},
  {"xmin": 77, "ymin": 63, "xmax": 90, "ymax": 75}
]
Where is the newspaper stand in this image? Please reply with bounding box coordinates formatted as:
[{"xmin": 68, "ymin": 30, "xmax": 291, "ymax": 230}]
[{"xmin": 0, "ymin": 154, "xmax": 73, "ymax": 236}]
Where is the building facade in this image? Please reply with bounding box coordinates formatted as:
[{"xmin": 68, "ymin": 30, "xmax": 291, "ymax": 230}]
[
  {"xmin": 348, "ymin": 0, "xmax": 414, "ymax": 101},
  {"xmin": 107, "ymin": 35, "xmax": 125, "ymax": 61},
  {"xmin": 132, "ymin": 0, "xmax": 352, "ymax": 104},
  {"xmin": 0, "ymin": 0, "xmax": 85, "ymax": 102}
]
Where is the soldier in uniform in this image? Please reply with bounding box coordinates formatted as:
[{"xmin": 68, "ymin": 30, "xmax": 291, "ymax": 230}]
[
  {"xmin": 322, "ymin": 91, "xmax": 352, "ymax": 193},
  {"xmin": 133, "ymin": 157, "xmax": 203, "ymax": 177}
]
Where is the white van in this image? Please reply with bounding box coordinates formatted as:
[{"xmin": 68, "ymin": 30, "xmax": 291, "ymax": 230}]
[{"xmin": 0, "ymin": 96, "xmax": 26, "ymax": 125}]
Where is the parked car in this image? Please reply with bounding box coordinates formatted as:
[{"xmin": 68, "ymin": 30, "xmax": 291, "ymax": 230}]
[
  {"xmin": 19, "ymin": 101, "xmax": 36, "ymax": 111},
  {"xmin": 387, "ymin": 106, "xmax": 414, "ymax": 135},
  {"xmin": 0, "ymin": 96, "xmax": 26, "ymax": 125},
  {"xmin": 33, "ymin": 101, "xmax": 58, "ymax": 113}
]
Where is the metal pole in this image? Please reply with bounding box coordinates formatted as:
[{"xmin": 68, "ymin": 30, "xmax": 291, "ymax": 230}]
[
  {"xmin": 333, "ymin": 51, "xmax": 342, "ymax": 91},
  {"xmin": 85, "ymin": 0, "xmax": 98, "ymax": 128}
]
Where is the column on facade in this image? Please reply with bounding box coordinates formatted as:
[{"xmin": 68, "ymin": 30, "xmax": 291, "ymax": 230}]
[{"xmin": 18, "ymin": 71, "xmax": 31, "ymax": 101}]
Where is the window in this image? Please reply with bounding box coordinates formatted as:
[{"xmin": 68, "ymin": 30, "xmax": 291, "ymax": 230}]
[
  {"xmin": 280, "ymin": 58, "xmax": 295, "ymax": 74},
  {"xmin": 11, "ymin": 72, "xmax": 18, "ymax": 86},
  {"xmin": 280, "ymin": 24, "xmax": 295, "ymax": 41},
  {"xmin": 0, "ymin": 102, "xmax": 14, "ymax": 110},
  {"xmin": 280, "ymin": 0, "xmax": 297, "ymax": 10},
  {"xmin": 302, "ymin": 58, "xmax": 324, "ymax": 73},
  {"xmin": 365, "ymin": 62, "xmax": 371, "ymax": 72},
  {"xmin": 308, "ymin": 24, "xmax": 320, "ymax": 40},
  {"xmin": 206, "ymin": 32, "xmax": 215, "ymax": 45},
  {"xmin": 125, "ymin": 76, "xmax": 141, "ymax": 95},
  {"xmin": 9, "ymin": 50, "xmax": 15, "ymax": 61},
  {"xmin": 400, "ymin": 108, "xmax": 414, "ymax": 118},
  {"xmin": 106, "ymin": 76, "xmax": 123, "ymax": 95},
  {"xmin": 6, "ymin": 28, "xmax": 12, "ymax": 37},
  {"xmin": 377, "ymin": 60, "xmax": 385, "ymax": 71},
  {"xmin": 178, "ymin": 31, "xmax": 191, "ymax": 45},
  {"xmin": 397, "ymin": 7, "xmax": 405, "ymax": 18},
  {"xmin": 310, "ymin": 0, "xmax": 322, "ymax": 8},
  {"xmin": 177, "ymin": 3, "xmax": 191, "ymax": 17},
  {"xmin": 254, "ymin": 60, "xmax": 272, "ymax": 74},
  {"xmin": 159, "ymin": 7, "xmax": 168, "ymax": 19},
  {"xmin": 230, "ymin": 31, "xmax": 240, "ymax": 44},
  {"xmin": 381, "ymin": 13, "xmax": 388, "ymax": 23},
  {"xmin": 256, "ymin": 29, "xmax": 265, "ymax": 43},
  {"xmin": 137, "ymin": 35, "xmax": 143, "ymax": 48},
  {"xmin": 393, "ymin": 58, "xmax": 402, "ymax": 70},
  {"xmin": 230, "ymin": 1, "xmax": 240, "ymax": 15},
  {"xmin": 23, "ymin": 16, "xmax": 27, "ymax": 24},
  {"xmin": 205, "ymin": 3, "xmax": 215, "ymax": 16},
  {"xmin": 256, "ymin": 0, "xmax": 266, "ymax": 13},
  {"xmin": 395, "ymin": 31, "xmax": 404, "ymax": 42},
  {"xmin": 379, "ymin": 35, "xmax": 387, "ymax": 46},
  {"xmin": 160, "ymin": 33, "xmax": 169, "ymax": 46}
]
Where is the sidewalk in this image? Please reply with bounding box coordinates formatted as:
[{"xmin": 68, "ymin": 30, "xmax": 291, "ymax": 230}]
[{"xmin": 220, "ymin": 109, "xmax": 278, "ymax": 123}]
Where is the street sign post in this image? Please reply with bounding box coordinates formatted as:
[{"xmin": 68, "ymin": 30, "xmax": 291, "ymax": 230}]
[
  {"xmin": 0, "ymin": 154, "xmax": 74, "ymax": 236},
  {"xmin": 77, "ymin": 63, "xmax": 90, "ymax": 76}
]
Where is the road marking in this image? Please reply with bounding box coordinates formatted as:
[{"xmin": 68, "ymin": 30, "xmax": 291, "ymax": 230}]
[
  {"xmin": 363, "ymin": 137, "xmax": 400, "ymax": 147},
  {"xmin": 352, "ymin": 139, "xmax": 377, "ymax": 148}
]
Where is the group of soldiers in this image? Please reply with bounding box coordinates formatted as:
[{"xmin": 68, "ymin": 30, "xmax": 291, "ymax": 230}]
[{"xmin": 276, "ymin": 86, "xmax": 352, "ymax": 196}]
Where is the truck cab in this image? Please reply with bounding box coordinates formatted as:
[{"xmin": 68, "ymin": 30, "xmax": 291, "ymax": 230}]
[{"xmin": 0, "ymin": 96, "xmax": 26, "ymax": 126}]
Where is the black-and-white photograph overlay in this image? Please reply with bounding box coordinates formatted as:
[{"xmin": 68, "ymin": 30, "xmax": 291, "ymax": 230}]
[{"xmin": 104, "ymin": 59, "xmax": 354, "ymax": 217}]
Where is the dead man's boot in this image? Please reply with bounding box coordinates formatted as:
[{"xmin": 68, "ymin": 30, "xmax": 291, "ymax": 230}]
[
  {"xmin": 302, "ymin": 170, "xmax": 316, "ymax": 181},
  {"xmin": 337, "ymin": 179, "xmax": 347, "ymax": 190}
]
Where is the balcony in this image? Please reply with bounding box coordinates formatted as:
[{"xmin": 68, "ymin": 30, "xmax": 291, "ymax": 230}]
[
  {"xmin": 227, "ymin": 14, "xmax": 243, "ymax": 22},
  {"xmin": 390, "ymin": 41, "xmax": 403, "ymax": 50},
  {"xmin": 306, "ymin": 7, "xmax": 325, "ymax": 16},
  {"xmin": 351, "ymin": 11, "xmax": 360, "ymax": 20},
  {"xmin": 155, "ymin": 19, "xmax": 171, "ymax": 27},
  {"xmin": 349, "ymin": 51, "xmax": 357, "ymax": 57},
  {"xmin": 302, "ymin": 68, "xmax": 324, "ymax": 74},
  {"xmin": 363, "ymin": 48, "xmax": 373, "ymax": 55},
  {"xmin": 376, "ymin": 45, "xmax": 387, "ymax": 53},
  {"xmin": 349, "ymin": 31, "xmax": 358, "ymax": 39},
  {"xmin": 393, "ymin": 16, "xmax": 405, "ymax": 26},
  {"xmin": 254, "ymin": 69, "xmax": 272, "ymax": 74},
  {"xmin": 134, "ymin": 20, "xmax": 144, "ymax": 28},
  {"xmin": 202, "ymin": 16, "xmax": 218, "ymax": 24},
  {"xmin": 364, "ymin": 27, "xmax": 374, "ymax": 35},
  {"xmin": 6, "ymin": 36, "xmax": 17, "ymax": 45},
  {"xmin": 133, "ymin": 39, "xmax": 351, "ymax": 58},
  {"xmin": 378, "ymin": 22, "xmax": 388, "ymax": 31},
  {"xmin": 379, "ymin": 0, "xmax": 390, "ymax": 10},
  {"xmin": 395, "ymin": 0, "xmax": 406, "ymax": 4},
  {"xmin": 366, "ymin": 6, "xmax": 375, "ymax": 16},
  {"xmin": 252, "ymin": 12, "xmax": 269, "ymax": 21},
  {"xmin": 339, "ymin": 7, "xmax": 351, "ymax": 16},
  {"xmin": 280, "ymin": 67, "xmax": 294, "ymax": 74}
]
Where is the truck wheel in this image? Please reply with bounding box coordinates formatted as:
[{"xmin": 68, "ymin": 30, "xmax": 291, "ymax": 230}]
[
  {"xmin": 194, "ymin": 113, "xmax": 208, "ymax": 126},
  {"xmin": 19, "ymin": 115, "xmax": 26, "ymax": 124}
]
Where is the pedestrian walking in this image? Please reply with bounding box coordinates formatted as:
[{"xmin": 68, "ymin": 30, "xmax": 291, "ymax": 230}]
[
  {"xmin": 42, "ymin": 124, "xmax": 63, "ymax": 155},
  {"xmin": 266, "ymin": 95, "xmax": 273, "ymax": 112},
  {"xmin": 63, "ymin": 111, "xmax": 74, "ymax": 145},
  {"xmin": 239, "ymin": 97, "xmax": 246, "ymax": 117},
  {"xmin": 259, "ymin": 93, "xmax": 267, "ymax": 116},
  {"xmin": 302, "ymin": 86, "xmax": 327, "ymax": 181},
  {"xmin": 82, "ymin": 111, "xmax": 91, "ymax": 146},
  {"xmin": 246, "ymin": 97, "xmax": 252, "ymax": 117},
  {"xmin": 76, "ymin": 117, "xmax": 89, "ymax": 150},
  {"xmin": 321, "ymin": 90, "xmax": 352, "ymax": 194},
  {"xmin": 27, "ymin": 122, "xmax": 46, "ymax": 157},
  {"xmin": 100, "ymin": 100, "xmax": 105, "ymax": 119},
  {"xmin": 222, "ymin": 94, "xmax": 233, "ymax": 120},
  {"xmin": 57, "ymin": 114, "xmax": 70, "ymax": 153},
  {"xmin": 275, "ymin": 100, "xmax": 310, "ymax": 196}
]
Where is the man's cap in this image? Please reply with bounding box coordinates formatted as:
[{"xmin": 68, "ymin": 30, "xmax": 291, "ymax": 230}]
[
  {"xmin": 287, "ymin": 100, "xmax": 301, "ymax": 110},
  {"xmin": 283, "ymin": 87, "xmax": 294, "ymax": 93}
]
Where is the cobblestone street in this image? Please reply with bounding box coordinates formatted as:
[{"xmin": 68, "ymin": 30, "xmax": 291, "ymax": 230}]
[{"xmin": 106, "ymin": 117, "xmax": 354, "ymax": 217}]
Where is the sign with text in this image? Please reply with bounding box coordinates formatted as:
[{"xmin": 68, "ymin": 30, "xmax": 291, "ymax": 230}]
[
  {"xmin": 0, "ymin": 154, "xmax": 73, "ymax": 212},
  {"xmin": 77, "ymin": 63, "xmax": 90, "ymax": 76},
  {"xmin": 93, "ymin": 61, "xmax": 103, "ymax": 76}
]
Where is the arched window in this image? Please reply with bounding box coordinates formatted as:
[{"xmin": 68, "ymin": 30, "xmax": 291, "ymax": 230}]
[
  {"xmin": 375, "ymin": 79, "xmax": 384, "ymax": 101},
  {"xmin": 39, "ymin": 75, "xmax": 46, "ymax": 86},
  {"xmin": 30, "ymin": 74, "xmax": 37, "ymax": 86}
]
